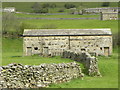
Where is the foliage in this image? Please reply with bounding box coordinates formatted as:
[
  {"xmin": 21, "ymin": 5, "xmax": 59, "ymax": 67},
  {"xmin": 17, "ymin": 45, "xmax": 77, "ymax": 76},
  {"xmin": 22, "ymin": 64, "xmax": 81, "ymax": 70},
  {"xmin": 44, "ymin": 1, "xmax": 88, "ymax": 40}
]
[
  {"xmin": 31, "ymin": 2, "xmax": 41, "ymax": 13},
  {"xmin": 19, "ymin": 22, "xmax": 37, "ymax": 35},
  {"xmin": 2, "ymin": 12, "xmax": 21, "ymax": 37},
  {"xmin": 64, "ymin": 3, "xmax": 76, "ymax": 9},
  {"xmin": 42, "ymin": 3, "xmax": 50, "ymax": 8},
  {"xmin": 31, "ymin": 2, "xmax": 48, "ymax": 13},
  {"xmin": 50, "ymin": 3, "xmax": 56, "ymax": 8},
  {"xmin": 112, "ymin": 32, "xmax": 120, "ymax": 48},
  {"xmin": 2, "ymin": 2, "xmax": 118, "ymax": 13},
  {"xmin": 58, "ymin": 8, "xmax": 65, "ymax": 12},
  {"xmin": 2, "ymin": 13, "xmax": 38, "ymax": 38},
  {"xmin": 102, "ymin": 2, "xmax": 110, "ymax": 7}
]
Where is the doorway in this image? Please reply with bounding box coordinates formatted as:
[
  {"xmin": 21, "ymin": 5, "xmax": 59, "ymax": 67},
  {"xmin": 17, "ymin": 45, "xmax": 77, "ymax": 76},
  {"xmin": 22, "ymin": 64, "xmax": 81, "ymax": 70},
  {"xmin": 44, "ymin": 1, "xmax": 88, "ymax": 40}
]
[
  {"xmin": 43, "ymin": 47, "xmax": 49, "ymax": 56},
  {"xmin": 104, "ymin": 47, "xmax": 109, "ymax": 56},
  {"xmin": 27, "ymin": 47, "xmax": 32, "ymax": 56}
]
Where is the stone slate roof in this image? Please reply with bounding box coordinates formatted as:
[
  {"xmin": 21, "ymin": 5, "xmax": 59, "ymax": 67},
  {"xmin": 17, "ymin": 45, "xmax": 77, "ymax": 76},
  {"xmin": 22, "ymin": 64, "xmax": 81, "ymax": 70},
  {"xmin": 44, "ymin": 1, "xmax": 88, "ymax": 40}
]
[
  {"xmin": 85, "ymin": 7, "xmax": 120, "ymax": 10},
  {"xmin": 23, "ymin": 29, "xmax": 112, "ymax": 36}
]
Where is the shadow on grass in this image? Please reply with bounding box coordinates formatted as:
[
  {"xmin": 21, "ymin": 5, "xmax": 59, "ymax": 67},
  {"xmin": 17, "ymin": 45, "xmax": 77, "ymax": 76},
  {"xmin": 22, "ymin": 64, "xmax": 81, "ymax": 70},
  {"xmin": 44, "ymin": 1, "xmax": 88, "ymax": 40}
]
[{"xmin": 11, "ymin": 56, "xmax": 22, "ymax": 58}]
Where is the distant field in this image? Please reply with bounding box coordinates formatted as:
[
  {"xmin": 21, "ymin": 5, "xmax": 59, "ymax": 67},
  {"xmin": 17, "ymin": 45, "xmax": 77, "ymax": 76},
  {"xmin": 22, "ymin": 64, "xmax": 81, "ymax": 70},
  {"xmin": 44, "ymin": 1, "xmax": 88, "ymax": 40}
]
[
  {"xmin": 15, "ymin": 13, "xmax": 100, "ymax": 18},
  {"xmin": 2, "ymin": 38, "xmax": 118, "ymax": 88},
  {"xmin": 2, "ymin": 2, "xmax": 118, "ymax": 13},
  {"xmin": 22, "ymin": 19, "xmax": 118, "ymax": 34}
]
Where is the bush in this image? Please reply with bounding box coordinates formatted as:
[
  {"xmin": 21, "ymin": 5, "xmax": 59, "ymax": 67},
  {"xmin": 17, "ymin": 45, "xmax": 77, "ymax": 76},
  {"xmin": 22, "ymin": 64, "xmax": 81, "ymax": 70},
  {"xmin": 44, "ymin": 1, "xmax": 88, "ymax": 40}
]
[
  {"xmin": 2, "ymin": 13, "xmax": 37, "ymax": 38},
  {"xmin": 41, "ymin": 24, "xmax": 57, "ymax": 29},
  {"xmin": 112, "ymin": 33, "xmax": 120, "ymax": 48},
  {"xmin": 64, "ymin": 3, "xmax": 76, "ymax": 9},
  {"xmin": 50, "ymin": 3, "xmax": 56, "ymax": 8},
  {"xmin": 2, "ymin": 12, "xmax": 21, "ymax": 37},
  {"xmin": 102, "ymin": 2, "xmax": 110, "ymax": 7},
  {"xmin": 32, "ymin": 2, "xmax": 48, "ymax": 13},
  {"xmin": 42, "ymin": 3, "xmax": 50, "ymax": 8},
  {"xmin": 40, "ymin": 8, "xmax": 48, "ymax": 13},
  {"xmin": 58, "ymin": 9, "xmax": 65, "ymax": 12}
]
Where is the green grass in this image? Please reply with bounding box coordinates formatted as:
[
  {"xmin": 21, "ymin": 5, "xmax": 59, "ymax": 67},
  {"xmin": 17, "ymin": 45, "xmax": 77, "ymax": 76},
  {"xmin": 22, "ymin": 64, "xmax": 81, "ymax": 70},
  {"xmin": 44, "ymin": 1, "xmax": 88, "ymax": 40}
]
[
  {"xmin": 15, "ymin": 13, "xmax": 100, "ymax": 18},
  {"xmin": 2, "ymin": 2, "xmax": 118, "ymax": 13},
  {"xmin": 2, "ymin": 38, "xmax": 79, "ymax": 66},
  {"xmin": 22, "ymin": 19, "xmax": 118, "ymax": 34},
  {"xmin": 2, "ymin": 38, "xmax": 118, "ymax": 88}
]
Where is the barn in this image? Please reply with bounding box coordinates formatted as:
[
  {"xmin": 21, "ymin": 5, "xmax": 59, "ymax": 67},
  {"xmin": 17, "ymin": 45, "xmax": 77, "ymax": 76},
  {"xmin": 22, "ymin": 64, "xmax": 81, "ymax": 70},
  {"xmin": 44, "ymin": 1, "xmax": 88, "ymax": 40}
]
[
  {"xmin": 23, "ymin": 29, "xmax": 112, "ymax": 56},
  {"xmin": 100, "ymin": 12, "xmax": 118, "ymax": 20}
]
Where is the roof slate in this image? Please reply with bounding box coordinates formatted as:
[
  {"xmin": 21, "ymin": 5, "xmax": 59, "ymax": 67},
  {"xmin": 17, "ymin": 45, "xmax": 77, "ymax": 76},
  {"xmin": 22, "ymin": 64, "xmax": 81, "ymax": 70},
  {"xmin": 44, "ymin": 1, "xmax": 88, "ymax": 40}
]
[{"xmin": 23, "ymin": 29, "xmax": 112, "ymax": 36}]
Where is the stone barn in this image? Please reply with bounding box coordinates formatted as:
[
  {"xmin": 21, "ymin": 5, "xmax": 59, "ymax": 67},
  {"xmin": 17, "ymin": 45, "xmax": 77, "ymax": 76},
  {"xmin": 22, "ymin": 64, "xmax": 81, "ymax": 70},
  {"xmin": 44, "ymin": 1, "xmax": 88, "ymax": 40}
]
[
  {"xmin": 100, "ymin": 12, "xmax": 118, "ymax": 20},
  {"xmin": 23, "ymin": 29, "xmax": 112, "ymax": 56},
  {"xmin": 3, "ymin": 7, "xmax": 16, "ymax": 13},
  {"xmin": 84, "ymin": 7, "xmax": 119, "ymax": 13}
]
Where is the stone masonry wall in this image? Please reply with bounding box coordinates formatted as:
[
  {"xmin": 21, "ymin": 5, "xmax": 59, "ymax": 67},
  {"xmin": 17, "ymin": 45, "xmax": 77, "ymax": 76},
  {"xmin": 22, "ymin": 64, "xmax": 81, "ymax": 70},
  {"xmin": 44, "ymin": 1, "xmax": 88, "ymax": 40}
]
[
  {"xmin": 23, "ymin": 35, "xmax": 112, "ymax": 56},
  {"xmin": 0, "ymin": 62, "xmax": 84, "ymax": 88},
  {"xmin": 62, "ymin": 50, "xmax": 101, "ymax": 77}
]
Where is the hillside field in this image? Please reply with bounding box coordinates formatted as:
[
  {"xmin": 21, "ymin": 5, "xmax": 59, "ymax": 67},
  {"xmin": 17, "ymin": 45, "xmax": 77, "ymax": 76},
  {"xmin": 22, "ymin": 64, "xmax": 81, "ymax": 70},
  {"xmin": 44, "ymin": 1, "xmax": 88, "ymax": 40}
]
[
  {"xmin": 2, "ymin": 2, "xmax": 118, "ymax": 13},
  {"xmin": 2, "ymin": 3, "xmax": 119, "ymax": 88},
  {"xmin": 21, "ymin": 19, "xmax": 118, "ymax": 34},
  {"xmin": 2, "ymin": 38, "xmax": 118, "ymax": 88}
]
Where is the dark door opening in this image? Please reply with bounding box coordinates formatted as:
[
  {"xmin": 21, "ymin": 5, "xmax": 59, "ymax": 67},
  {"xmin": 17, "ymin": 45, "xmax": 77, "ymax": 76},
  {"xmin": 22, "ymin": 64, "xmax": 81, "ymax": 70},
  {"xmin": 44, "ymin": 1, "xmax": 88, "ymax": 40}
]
[
  {"xmin": 43, "ymin": 47, "xmax": 49, "ymax": 56},
  {"xmin": 104, "ymin": 47, "xmax": 109, "ymax": 56},
  {"xmin": 27, "ymin": 47, "xmax": 32, "ymax": 56}
]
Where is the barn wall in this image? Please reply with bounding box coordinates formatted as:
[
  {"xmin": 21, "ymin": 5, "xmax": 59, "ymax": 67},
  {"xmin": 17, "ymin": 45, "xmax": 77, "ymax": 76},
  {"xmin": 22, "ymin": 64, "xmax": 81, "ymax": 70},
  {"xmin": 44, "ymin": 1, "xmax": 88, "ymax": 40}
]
[
  {"xmin": 23, "ymin": 35, "xmax": 112, "ymax": 56},
  {"xmin": 101, "ymin": 13, "xmax": 118, "ymax": 20}
]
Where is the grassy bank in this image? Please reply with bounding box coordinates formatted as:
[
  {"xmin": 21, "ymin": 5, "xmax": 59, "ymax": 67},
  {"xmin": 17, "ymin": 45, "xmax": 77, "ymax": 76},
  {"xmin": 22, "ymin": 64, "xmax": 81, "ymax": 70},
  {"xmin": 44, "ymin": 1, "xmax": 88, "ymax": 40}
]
[
  {"xmin": 2, "ymin": 2, "xmax": 118, "ymax": 13},
  {"xmin": 15, "ymin": 13, "xmax": 100, "ymax": 18},
  {"xmin": 22, "ymin": 19, "xmax": 118, "ymax": 34},
  {"xmin": 2, "ymin": 38, "xmax": 118, "ymax": 88}
]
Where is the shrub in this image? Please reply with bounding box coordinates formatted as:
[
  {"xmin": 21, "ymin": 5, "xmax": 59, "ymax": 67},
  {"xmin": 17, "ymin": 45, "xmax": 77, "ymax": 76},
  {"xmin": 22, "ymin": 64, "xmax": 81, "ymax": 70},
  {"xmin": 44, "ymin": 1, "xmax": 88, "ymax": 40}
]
[
  {"xmin": 64, "ymin": 3, "xmax": 76, "ymax": 9},
  {"xmin": 50, "ymin": 3, "xmax": 56, "ymax": 8},
  {"xmin": 40, "ymin": 8, "xmax": 48, "ymax": 13},
  {"xmin": 32, "ymin": 2, "xmax": 48, "ymax": 13},
  {"xmin": 58, "ymin": 9, "xmax": 65, "ymax": 12},
  {"xmin": 112, "ymin": 33, "xmax": 120, "ymax": 48},
  {"xmin": 102, "ymin": 2, "xmax": 110, "ymax": 7},
  {"xmin": 2, "ymin": 12, "xmax": 21, "ymax": 37},
  {"xmin": 42, "ymin": 3, "xmax": 50, "ymax": 8}
]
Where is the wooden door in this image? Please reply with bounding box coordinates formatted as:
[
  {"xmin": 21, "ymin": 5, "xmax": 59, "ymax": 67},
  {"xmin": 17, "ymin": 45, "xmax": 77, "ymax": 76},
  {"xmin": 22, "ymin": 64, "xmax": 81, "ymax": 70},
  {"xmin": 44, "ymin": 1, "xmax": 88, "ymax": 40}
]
[
  {"xmin": 104, "ymin": 47, "xmax": 109, "ymax": 56},
  {"xmin": 27, "ymin": 47, "xmax": 32, "ymax": 56}
]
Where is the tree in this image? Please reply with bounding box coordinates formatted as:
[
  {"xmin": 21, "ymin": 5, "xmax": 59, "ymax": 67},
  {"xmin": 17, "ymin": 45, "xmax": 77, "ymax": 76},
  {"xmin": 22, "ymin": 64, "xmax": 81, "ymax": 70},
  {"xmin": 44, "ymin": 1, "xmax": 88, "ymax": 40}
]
[
  {"xmin": 102, "ymin": 2, "xmax": 110, "ymax": 7},
  {"xmin": 31, "ymin": 2, "xmax": 41, "ymax": 9},
  {"xmin": 64, "ymin": 3, "xmax": 76, "ymax": 9},
  {"xmin": 31, "ymin": 2, "xmax": 42, "ymax": 13},
  {"xmin": 58, "ymin": 8, "xmax": 64, "ymax": 12},
  {"xmin": 42, "ymin": 3, "xmax": 50, "ymax": 8},
  {"xmin": 2, "ymin": 12, "xmax": 21, "ymax": 36},
  {"xmin": 31, "ymin": 2, "xmax": 48, "ymax": 13},
  {"xmin": 50, "ymin": 3, "xmax": 56, "ymax": 8}
]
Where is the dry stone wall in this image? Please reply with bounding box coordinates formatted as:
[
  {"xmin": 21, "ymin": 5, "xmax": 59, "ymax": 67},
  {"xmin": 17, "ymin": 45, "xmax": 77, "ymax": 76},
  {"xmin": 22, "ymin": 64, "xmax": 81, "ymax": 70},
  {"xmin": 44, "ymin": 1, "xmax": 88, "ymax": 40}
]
[
  {"xmin": 62, "ymin": 50, "xmax": 101, "ymax": 77},
  {"xmin": 0, "ymin": 62, "xmax": 84, "ymax": 88}
]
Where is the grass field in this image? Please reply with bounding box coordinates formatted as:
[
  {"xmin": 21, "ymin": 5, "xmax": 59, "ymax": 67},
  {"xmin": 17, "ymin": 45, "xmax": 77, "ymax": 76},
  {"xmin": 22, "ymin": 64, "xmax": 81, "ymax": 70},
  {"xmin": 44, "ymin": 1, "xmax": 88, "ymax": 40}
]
[
  {"xmin": 2, "ymin": 38, "xmax": 118, "ymax": 88},
  {"xmin": 2, "ymin": 2, "xmax": 118, "ymax": 13},
  {"xmin": 15, "ymin": 13, "xmax": 100, "ymax": 18},
  {"xmin": 2, "ymin": 3, "xmax": 119, "ymax": 88},
  {"xmin": 22, "ymin": 19, "xmax": 118, "ymax": 34}
]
